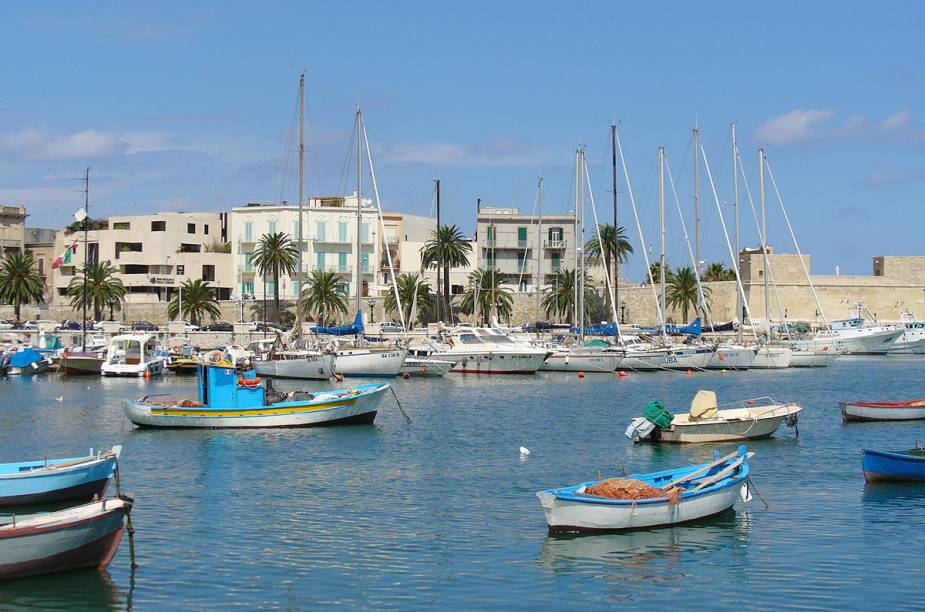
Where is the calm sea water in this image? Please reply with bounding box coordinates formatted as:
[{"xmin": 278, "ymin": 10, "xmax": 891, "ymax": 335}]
[{"xmin": 1, "ymin": 357, "xmax": 925, "ymax": 609}]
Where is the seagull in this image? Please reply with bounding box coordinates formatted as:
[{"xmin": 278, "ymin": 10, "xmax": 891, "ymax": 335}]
[
  {"xmin": 519, "ymin": 446, "xmax": 531, "ymax": 457},
  {"xmin": 54, "ymin": 396, "xmax": 63, "ymax": 402}
]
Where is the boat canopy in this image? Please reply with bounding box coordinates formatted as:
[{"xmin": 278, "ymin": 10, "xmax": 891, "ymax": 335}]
[
  {"xmin": 9, "ymin": 348, "xmax": 43, "ymax": 368},
  {"xmin": 313, "ymin": 312, "xmax": 364, "ymax": 336},
  {"xmin": 690, "ymin": 390, "xmax": 719, "ymax": 420}
]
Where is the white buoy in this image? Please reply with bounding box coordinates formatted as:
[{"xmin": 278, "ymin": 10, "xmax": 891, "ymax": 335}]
[
  {"xmin": 519, "ymin": 446, "xmax": 531, "ymax": 457},
  {"xmin": 54, "ymin": 396, "xmax": 63, "ymax": 402}
]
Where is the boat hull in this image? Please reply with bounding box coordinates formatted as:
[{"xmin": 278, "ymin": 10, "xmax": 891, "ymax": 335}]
[
  {"xmin": 0, "ymin": 449, "xmax": 120, "ymax": 507},
  {"xmin": 840, "ymin": 400, "xmax": 925, "ymax": 422},
  {"xmin": 705, "ymin": 346, "xmax": 756, "ymax": 370},
  {"xmin": 101, "ymin": 359, "xmax": 165, "ymax": 377},
  {"xmin": 9, "ymin": 361, "xmax": 50, "ymax": 376},
  {"xmin": 539, "ymin": 352, "xmax": 620, "ymax": 372},
  {"xmin": 620, "ymin": 349, "xmax": 713, "ymax": 371},
  {"xmin": 0, "ymin": 500, "xmax": 127, "ymax": 580},
  {"xmin": 59, "ymin": 354, "xmax": 104, "ymax": 375},
  {"xmin": 862, "ymin": 449, "xmax": 925, "ymax": 482},
  {"xmin": 398, "ymin": 358, "xmax": 455, "ymax": 377},
  {"xmin": 446, "ymin": 351, "xmax": 547, "ymax": 374},
  {"xmin": 889, "ymin": 336, "xmax": 925, "ymax": 354},
  {"xmin": 657, "ymin": 415, "xmax": 785, "ymax": 443},
  {"xmin": 253, "ymin": 354, "xmax": 335, "ymax": 380},
  {"xmin": 812, "ymin": 329, "xmax": 903, "ymax": 355},
  {"xmin": 750, "ymin": 346, "xmax": 792, "ymax": 369},
  {"xmin": 789, "ymin": 350, "xmax": 838, "ymax": 367},
  {"xmin": 122, "ymin": 384, "xmax": 389, "ymax": 428},
  {"xmin": 334, "ymin": 349, "xmax": 406, "ymax": 377}
]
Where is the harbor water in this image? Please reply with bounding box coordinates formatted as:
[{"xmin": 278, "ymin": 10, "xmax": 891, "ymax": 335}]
[{"xmin": 2, "ymin": 357, "xmax": 925, "ymax": 609}]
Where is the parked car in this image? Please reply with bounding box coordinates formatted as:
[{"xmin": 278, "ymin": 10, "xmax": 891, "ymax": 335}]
[
  {"xmin": 378, "ymin": 321, "xmax": 404, "ymax": 333},
  {"xmin": 22, "ymin": 320, "xmax": 59, "ymax": 330},
  {"xmin": 204, "ymin": 321, "xmax": 234, "ymax": 332},
  {"xmin": 56, "ymin": 320, "xmax": 83, "ymax": 331},
  {"xmin": 131, "ymin": 321, "xmax": 159, "ymax": 332},
  {"xmin": 252, "ymin": 322, "xmax": 284, "ymax": 333},
  {"xmin": 0, "ymin": 320, "xmax": 13, "ymax": 331},
  {"xmin": 182, "ymin": 322, "xmax": 200, "ymax": 333}
]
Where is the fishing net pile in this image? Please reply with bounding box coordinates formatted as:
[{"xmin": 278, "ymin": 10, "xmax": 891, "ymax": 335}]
[{"xmin": 584, "ymin": 478, "xmax": 682, "ymax": 504}]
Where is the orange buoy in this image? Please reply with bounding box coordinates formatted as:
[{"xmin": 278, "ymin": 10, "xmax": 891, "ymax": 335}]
[
  {"xmin": 618, "ymin": 370, "xmax": 628, "ymax": 378},
  {"xmin": 578, "ymin": 371, "xmax": 585, "ymax": 379},
  {"xmin": 402, "ymin": 372, "xmax": 411, "ymax": 380},
  {"xmin": 334, "ymin": 373, "xmax": 345, "ymax": 382},
  {"xmin": 687, "ymin": 368, "xmax": 694, "ymax": 376},
  {"xmin": 144, "ymin": 370, "xmax": 152, "ymax": 379}
]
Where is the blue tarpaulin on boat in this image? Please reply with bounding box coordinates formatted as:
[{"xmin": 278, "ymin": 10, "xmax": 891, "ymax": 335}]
[
  {"xmin": 10, "ymin": 348, "xmax": 44, "ymax": 368},
  {"xmin": 313, "ymin": 312, "xmax": 364, "ymax": 336},
  {"xmin": 638, "ymin": 317, "xmax": 703, "ymax": 337}
]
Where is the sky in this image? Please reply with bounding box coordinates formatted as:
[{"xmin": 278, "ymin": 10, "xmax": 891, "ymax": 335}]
[{"xmin": 1, "ymin": 1, "xmax": 923, "ymax": 281}]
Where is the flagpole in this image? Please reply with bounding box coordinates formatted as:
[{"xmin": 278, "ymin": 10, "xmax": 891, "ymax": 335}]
[{"xmin": 82, "ymin": 167, "xmax": 89, "ymax": 350}]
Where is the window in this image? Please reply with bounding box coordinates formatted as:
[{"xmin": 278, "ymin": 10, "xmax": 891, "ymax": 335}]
[
  {"xmin": 244, "ymin": 252, "xmax": 253, "ymax": 272},
  {"xmin": 204, "ymin": 224, "xmax": 209, "ymax": 235},
  {"xmin": 123, "ymin": 264, "xmax": 148, "ymax": 274},
  {"xmin": 187, "ymin": 223, "xmax": 195, "ymax": 234},
  {"xmin": 202, "ymin": 265, "xmax": 215, "ymax": 282},
  {"xmin": 266, "ymin": 280, "xmax": 275, "ymax": 295},
  {"xmin": 551, "ymin": 252, "xmax": 561, "ymax": 271},
  {"xmin": 268, "ymin": 220, "xmax": 277, "ymax": 234},
  {"xmin": 293, "ymin": 221, "xmax": 301, "ymax": 241},
  {"xmin": 292, "ymin": 280, "xmax": 300, "ymax": 296},
  {"xmin": 361, "ymin": 223, "xmax": 369, "ymax": 243},
  {"xmin": 244, "ymin": 221, "xmax": 253, "ymax": 242},
  {"xmin": 115, "ymin": 242, "xmax": 143, "ymax": 259},
  {"xmin": 487, "ymin": 253, "xmax": 495, "ymax": 270},
  {"xmin": 519, "ymin": 279, "xmax": 528, "ymax": 292},
  {"xmin": 316, "ymin": 252, "xmax": 325, "ymax": 269},
  {"xmin": 151, "ymin": 221, "xmax": 166, "ymax": 231},
  {"xmin": 338, "ymin": 252, "xmax": 348, "ymax": 272},
  {"xmin": 452, "ymin": 284, "xmax": 464, "ymax": 295},
  {"xmin": 177, "ymin": 265, "xmax": 185, "ymax": 275},
  {"xmin": 241, "ymin": 280, "xmax": 254, "ymax": 297},
  {"xmin": 179, "ymin": 243, "xmax": 201, "ymax": 253},
  {"xmin": 548, "ymin": 227, "xmax": 563, "ymax": 241},
  {"xmin": 316, "ymin": 221, "xmax": 326, "ymax": 241},
  {"xmin": 518, "ymin": 252, "xmax": 527, "ymax": 269},
  {"xmin": 487, "ymin": 226, "xmax": 496, "ymax": 241},
  {"xmin": 338, "ymin": 221, "xmax": 348, "ymax": 242},
  {"xmin": 37, "ymin": 258, "xmax": 45, "ymax": 275},
  {"xmin": 361, "ymin": 252, "xmax": 370, "ymax": 272},
  {"xmin": 113, "ymin": 222, "xmax": 131, "ymax": 230},
  {"xmin": 518, "ymin": 226, "xmax": 528, "ymax": 241}
]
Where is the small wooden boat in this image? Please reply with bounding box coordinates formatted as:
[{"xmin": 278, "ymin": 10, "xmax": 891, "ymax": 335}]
[
  {"xmin": 123, "ymin": 363, "xmax": 389, "ymax": 428},
  {"xmin": 841, "ymin": 399, "xmax": 925, "ymax": 422},
  {"xmin": 0, "ymin": 498, "xmax": 129, "ymax": 580},
  {"xmin": 59, "ymin": 350, "xmax": 105, "ymax": 375},
  {"xmin": 0, "ymin": 447, "xmax": 121, "ymax": 506},
  {"xmin": 626, "ymin": 391, "xmax": 801, "ymax": 444},
  {"xmin": 862, "ymin": 448, "xmax": 925, "ymax": 482},
  {"xmin": 537, "ymin": 446, "xmax": 754, "ymax": 533},
  {"xmin": 399, "ymin": 356, "xmax": 456, "ymax": 377}
]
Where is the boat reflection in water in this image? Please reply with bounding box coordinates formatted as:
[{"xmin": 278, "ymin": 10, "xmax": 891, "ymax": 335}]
[
  {"xmin": 0, "ymin": 568, "xmax": 125, "ymax": 609},
  {"xmin": 538, "ymin": 510, "xmax": 749, "ymax": 594}
]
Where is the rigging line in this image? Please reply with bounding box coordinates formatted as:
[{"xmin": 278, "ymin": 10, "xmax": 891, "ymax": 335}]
[
  {"xmin": 700, "ymin": 140, "xmax": 758, "ymax": 337},
  {"xmin": 514, "ymin": 180, "xmax": 541, "ymax": 289},
  {"xmin": 615, "ymin": 128, "xmax": 665, "ymax": 331},
  {"xmin": 765, "ymin": 158, "xmax": 829, "ymax": 327},
  {"xmin": 304, "ymin": 90, "xmax": 324, "ymax": 196},
  {"xmin": 336, "ymin": 117, "xmax": 359, "ymax": 197},
  {"xmin": 664, "ymin": 155, "xmax": 715, "ymax": 332},
  {"xmin": 583, "ymin": 151, "xmax": 621, "ymax": 334},
  {"xmin": 736, "ymin": 148, "xmax": 790, "ymax": 340},
  {"xmin": 276, "ymin": 87, "xmax": 301, "ymax": 206}
]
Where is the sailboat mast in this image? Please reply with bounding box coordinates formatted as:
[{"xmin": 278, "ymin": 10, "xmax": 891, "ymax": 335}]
[
  {"xmin": 435, "ymin": 178, "xmax": 441, "ymax": 322},
  {"xmin": 535, "ymin": 176, "xmax": 543, "ymax": 324},
  {"xmin": 693, "ymin": 126, "xmax": 701, "ymax": 277},
  {"xmin": 611, "ymin": 123, "xmax": 619, "ymax": 323},
  {"xmin": 732, "ymin": 123, "xmax": 743, "ymax": 343},
  {"xmin": 573, "ymin": 148, "xmax": 579, "ymax": 329},
  {"xmin": 298, "ymin": 73, "xmax": 305, "ymax": 301},
  {"xmin": 658, "ymin": 146, "xmax": 666, "ymax": 334},
  {"xmin": 579, "ymin": 149, "xmax": 586, "ymax": 341},
  {"xmin": 760, "ymin": 147, "xmax": 769, "ymax": 332},
  {"xmin": 355, "ymin": 108, "xmax": 363, "ymax": 316},
  {"xmin": 82, "ymin": 167, "xmax": 89, "ymax": 349}
]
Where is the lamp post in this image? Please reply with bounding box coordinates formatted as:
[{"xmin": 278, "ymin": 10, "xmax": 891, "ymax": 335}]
[
  {"xmin": 369, "ymin": 298, "xmax": 375, "ymax": 324},
  {"xmin": 620, "ymin": 300, "xmax": 627, "ymax": 324},
  {"xmin": 107, "ymin": 297, "xmax": 115, "ymax": 321}
]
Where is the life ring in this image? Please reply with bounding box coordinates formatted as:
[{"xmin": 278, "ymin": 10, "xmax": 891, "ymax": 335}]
[
  {"xmin": 207, "ymin": 350, "xmax": 224, "ymax": 364},
  {"xmin": 238, "ymin": 376, "xmax": 263, "ymax": 388}
]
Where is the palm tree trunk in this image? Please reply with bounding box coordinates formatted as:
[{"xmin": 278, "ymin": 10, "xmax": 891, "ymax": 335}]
[
  {"xmin": 274, "ymin": 270, "xmax": 280, "ymax": 323},
  {"xmin": 443, "ymin": 264, "xmax": 451, "ymax": 323}
]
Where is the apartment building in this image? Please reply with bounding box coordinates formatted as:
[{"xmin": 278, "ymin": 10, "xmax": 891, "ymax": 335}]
[
  {"xmin": 25, "ymin": 228, "xmax": 57, "ymax": 299},
  {"xmin": 476, "ymin": 206, "xmax": 577, "ymax": 292},
  {"xmin": 50, "ymin": 212, "xmax": 233, "ymax": 304},
  {"xmin": 0, "ymin": 205, "xmax": 27, "ymax": 256},
  {"xmin": 231, "ymin": 192, "xmax": 392, "ymax": 301}
]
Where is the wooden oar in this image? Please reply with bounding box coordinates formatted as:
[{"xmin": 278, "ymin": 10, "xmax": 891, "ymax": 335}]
[
  {"xmin": 690, "ymin": 452, "xmax": 755, "ymax": 492},
  {"xmin": 659, "ymin": 450, "xmax": 739, "ymax": 491},
  {"xmin": 45, "ymin": 453, "xmax": 111, "ymax": 471}
]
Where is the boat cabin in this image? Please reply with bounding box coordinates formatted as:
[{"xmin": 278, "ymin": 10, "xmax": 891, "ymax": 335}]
[
  {"xmin": 106, "ymin": 334, "xmax": 158, "ymax": 366},
  {"xmin": 197, "ymin": 363, "xmax": 266, "ymax": 409}
]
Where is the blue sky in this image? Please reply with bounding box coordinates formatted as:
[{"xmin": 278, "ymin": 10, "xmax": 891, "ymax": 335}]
[{"xmin": 1, "ymin": 1, "xmax": 922, "ymax": 279}]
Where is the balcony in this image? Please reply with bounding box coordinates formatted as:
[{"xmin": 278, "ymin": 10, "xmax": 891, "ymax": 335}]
[
  {"xmin": 237, "ymin": 265, "xmax": 256, "ymax": 274},
  {"xmin": 544, "ymin": 239, "xmax": 566, "ymax": 249},
  {"xmin": 315, "ymin": 264, "xmax": 353, "ymax": 274}
]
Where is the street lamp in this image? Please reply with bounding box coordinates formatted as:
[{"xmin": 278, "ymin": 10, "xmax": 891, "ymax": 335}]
[
  {"xmin": 368, "ymin": 298, "xmax": 375, "ymax": 324},
  {"xmin": 620, "ymin": 300, "xmax": 627, "ymax": 324},
  {"xmin": 107, "ymin": 297, "xmax": 116, "ymax": 321}
]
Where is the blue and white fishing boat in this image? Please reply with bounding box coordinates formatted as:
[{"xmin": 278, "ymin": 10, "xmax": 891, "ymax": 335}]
[
  {"xmin": 7, "ymin": 348, "xmax": 51, "ymax": 376},
  {"xmin": 537, "ymin": 446, "xmax": 754, "ymax": 533},
  {"xmin": 0, "ymin": 447, "xmax": 121, "ymax": 506},
  {"xmin": 862, "ymin": 448, "xmax": 925, "ymax": 482},
  {"xmin": 123, "ymin": 363, "xmax": 389, "ymax": 428}
]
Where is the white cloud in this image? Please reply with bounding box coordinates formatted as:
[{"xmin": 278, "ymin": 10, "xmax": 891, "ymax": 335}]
[
  {"xmin": 879, "ymin": 110, "xmax": 912, "ymax": 131},
  {"xmin": 753, "ymin": 109, "xmax": 836, "ymax": 145},
  {"xmin": 0, "ymin": 128, "xmax": 192, "ymax": 161},
  {"xmin": 380, "ymin": 138, "xmax": 551, "ymax": 167}
]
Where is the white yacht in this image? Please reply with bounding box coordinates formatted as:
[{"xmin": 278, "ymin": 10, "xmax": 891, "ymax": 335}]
[
  {"xmin": 101, "ymin": 333, "xmax": 166, "ymax": 377},
  {"xmin": 889, "ymin": 312, "xmax": 925, "ymax": 354},
  {"xmin": 432, "ymin": 327, "xmax": 550, "ymax": 374},
  {"xmin": 751, "ymin": 345, "xmax": 792, "ymax": 369},
  {"xmin": 705, "ymin": 344, "xmax": 757, "ymax": 370},
  {"xmin": 333, "ymin": 341, "xmax": 407, "ymax": 377},
  {"xmin": 539, "ymin": 346, "xmax": 621, "ymax": 373},
  {"xmin": 608, "ymin": 336, "xmax": 714, "ymax": 371},
  {"xmin": 810, "ymin": 317, "xmax": 902, "ymax": 355},
  {"xmin": 253, "ymin": 349, "xmax": 335, "ymax": 380}
]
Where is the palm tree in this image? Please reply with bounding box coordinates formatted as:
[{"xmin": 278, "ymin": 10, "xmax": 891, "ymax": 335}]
[
  {"xmin": 646, "ymin": 261, "xmax": 674, "ymax": 285},
  {"xmin": 421, "ymin": 224, "xmax": 472, "ymax": 322},
  {"xmin": 541, "ymin": 268, "xmax": 599, "ymax": 325},
  {"xmin": 252, "ymin": 232, "xmax": 299, "ymax": 323},
  {"xmin": 66, "ymin": 259, "xmax": 126, "ymax": 321},
  {"xmin": 299, "ymin": 270, "xmax": 348, "ymax": 325},
  {"xmin": 458, "ymin": 269, "xmax": 512, "ymax": 324},
  {"xmin": 0, "ymin": 252, "xmax": 44, "ymax": 320},
  {"xmin": 584, "ymin": 224, "xmax": 633, "ymax": 317},
  {"xmin": 666, "ymin": 266, "xmax": 711, "ymax": 323},
  {"xmin": 384, "ymin": 273, "xmax": 434, "ymax": 326},
  {"xmin": 701, "ymin": 262, "xmax": 737, "ymax": 282},
  {"xmin": 168, "ymin": 279, "xmax": 220, "ymax": 326}
]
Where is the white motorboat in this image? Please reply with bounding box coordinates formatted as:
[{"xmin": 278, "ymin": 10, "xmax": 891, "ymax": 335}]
[
  {"xmin": 253, "ymin": 350, "xmax": 335, "ymax": 380},
  {"xmin": 537, "ymin": 447, "xmax": 754, "ymax": 532},
  {"xmin": 750, "ymin": 345, "xmax": 792, "ymax": 369},
  {"xmin": 810, "ymin": 315, "xmax": 902, "ymax": 355},
  {"xmin": 889, "ymin": 312, "xmax": 925, "ymax": 354},
  {"xmin": 100, "ymin": 334, "xmax": 166, "ymax": 377},
  {"xmin": 333, "ymin": 345, "xmax": 407, "ymax": 377},
  {"xmin": 433, "ymin": 328, "xmax": 550, "ymax": 374},
  {"xmin": 705, "ymin": 345, "xmax": 756, "ymax": 370},
  {"xmin": 399, "ymin": 356, "xmax": 456, "ymax": 377},
  {"xmin": 784, "ymin": 341, "xmax": 839, "ymax": 367},
  {"xmin": 626, "ymin": 390, "xmax": 801, "ymax": 444},
  {"xmin": 539, "ymin": 347, "xmax": 621, "ymax": 372}
]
